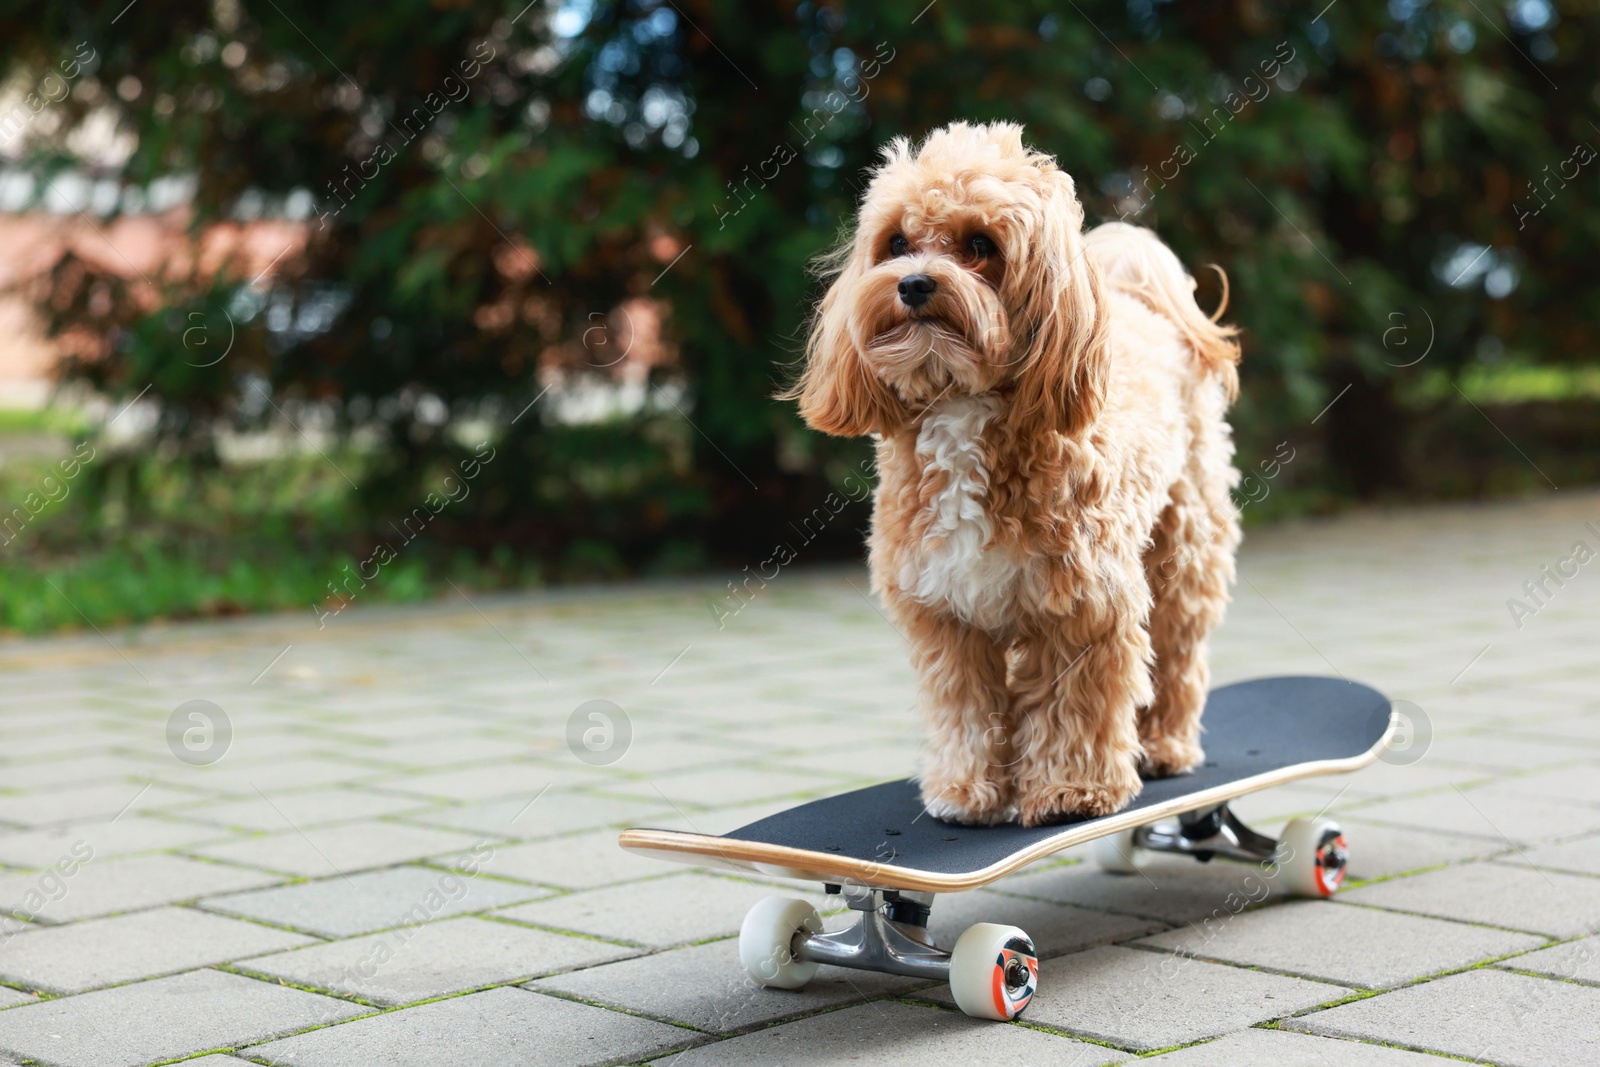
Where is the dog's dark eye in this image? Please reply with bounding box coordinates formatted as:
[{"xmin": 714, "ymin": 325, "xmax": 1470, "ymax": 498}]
[
  {"xmin": 889, "ymin": 234, "xmax": 909, "ymax": 257},
  {"xmin": 968, "ymin": 234, "xmax": 997, "ymax": 259}
]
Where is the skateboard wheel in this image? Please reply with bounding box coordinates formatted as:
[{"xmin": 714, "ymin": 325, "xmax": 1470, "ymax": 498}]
[
  {"xmin": 1275, "ymin": 817, "xmax": 1349, "ymax": 898},
  {"xmin": 739, "ymin": 896, "xmax": 823, "ymax": 990},
  {"xmin": 948, "ymin": 922, "xmax": 1039, "ymax": 1021},
  {"xmin": 1091, "ymin": 827, "xmax": 1149, "ymax": 874}
]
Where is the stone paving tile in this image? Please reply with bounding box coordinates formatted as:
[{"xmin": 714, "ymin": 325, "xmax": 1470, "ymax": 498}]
[
  {"xmin": 0, "ymin": 853, "xmax": 280, "ymax": 923},
  {"xmin": 0, "ymin": 905, "xmax": 316, "ymax": 994},
  {"xmin": 1420, "ymin": 734, "xmax": 1579, "ymax": 771},
  {"xmin": 601, "ymin": 765, "xmax": 846, "ymax": 808},
  {"xmin": 1339, "ymin": 784, "xmax": 1600, "ymax": 845},
  {"xmin": 1336, "ymin": 818, "xmax": 1506, "ymax": 880},
  {"xmin": 779, "ymin": 741, "xmax": 920, "ymax": 781},
  {"xmin": 0, "ymin": 731, "xmax": 106, "ymax": 761},
  {"xmin": 475, "ymin": 827, "xmax": 695, "ymax": 889},
  {"xmin": 1517, "ymin": 716, "xmax": 1600, "ymax": 747},
  {"xmin": 149, "ymin": 756, "xmax": 386, "ymax": 796},
  {"xmin": 247, "ymin": 985, "xmax": 693, "ymax": 1066},
  {"xmin": 920, "ymin": 944, "xmax": 1347, "ymax": 1052},
  {"xmin": 1498, "ymin": 934, "xmax": 1600, "ymax": 984},
  {"xmin": 603, "ymin": 733, "xmax": 776, "ymax": 777},
  {"xmin": 369, "ymin": 761, "xmax": 597, "ymax": 802},
  {"xmin": 402, "ymin": 789, "xmax": 672, "ymax": 840},
  {"xmin": 1142, "ymin": 1027, "xmax": 1462, "ymax": 1065},
  {"xmin": 651, "ymin": 1000, "xmax": 1128, "ymax": 1066},
  {"xmin": 0, "ymin": 814, "xmax": 234, "ymax": 868},
  {"xmin": 241, "ymin": 913, "xmax": 635, "ymax": 1005},
  {"xmin": 717, "ymin": 715, "xmax": 903, "ymax": 752},
  {"xmin": 0, "ymin": 968, "xmax": 369, "ymax": 1067},
  {"xmin": 0, "ymin": 781, "xmax": 198, "ymax": 827},
  {"xmin": 1317, "ymin": 758, "xmax": 1489, "ymax": 799},
  {"xmin": 200, "ymin": 864, "xmax": 546, "ymax": 938},
  {"xmin": 531, "ymin": 936, "xmax": 918, "ymax": 1033},
  {"xmin": 328, "ymin": 715, "xmax": 478, "ymax": 744},
  {"xmin": 1498, "ymin": 833, "xmax": 1600, "ymax": 877},
  {"xmin": 0, "ymin": 988, "xmax": 34, "ymax": 1009},
  {"xmin": 189, "ymin": 820, "xmax": 486, "ymax": 877},
  {"xmin": 494, "ymin": 871, "xmax": 812, "ymax": 949},
  {"xmin": 1340, "ymin": 861, "xmax": 1600, "ymax": 938},
  {"xmin": 1288, "ymin": 967, "xmax": 1600, "ymax": 1066},
  {"xmin": 163, "ymin": 787, "xmax": 432, "ymax": 832},
  {"xmin": 359, "ymin": 735, "xmax": 530, "ymax": 768},
  {"xmin": 0, "ymin": 753, "xmax": 154, "ymax": 791},
  {"xmin": 1137, "ymin": 899, "xmax": 1544, "ymax": 988},
  {"xmin": 1494, "ymin": 763, "xmax": 1600, "ymax": 806}
]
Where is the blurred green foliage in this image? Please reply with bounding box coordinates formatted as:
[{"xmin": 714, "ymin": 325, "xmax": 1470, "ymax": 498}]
[
  {"xmin": 2, "ymin": 0, "xmax": 1598, "ymax": 629},
  {"xmin": 0, "ymin": 450, "xmax": 553, "ymax": 632}
]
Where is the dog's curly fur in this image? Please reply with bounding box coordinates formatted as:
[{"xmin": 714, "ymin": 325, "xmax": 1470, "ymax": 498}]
[{"xmin": 785, "ymin": 123, "xmax": 1243, "ymax": 826}]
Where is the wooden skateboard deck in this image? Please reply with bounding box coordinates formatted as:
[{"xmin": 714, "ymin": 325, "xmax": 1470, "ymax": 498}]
[{"xmin": 620, "ymin": 675, "xmax": 1394, "ymax": 892}]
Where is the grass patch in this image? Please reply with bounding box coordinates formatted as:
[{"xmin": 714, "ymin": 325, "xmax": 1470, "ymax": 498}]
[
  {"xmin": 0, "ymin": 404, "xmax": 91, "ymax": 438},
  {"xmin": 1410, "ymin": 362, "xmax": 1600, "ymax": 406},
  {"xmin": 0, "ymin": 449, "xmax": 541, "ymax": 635}
]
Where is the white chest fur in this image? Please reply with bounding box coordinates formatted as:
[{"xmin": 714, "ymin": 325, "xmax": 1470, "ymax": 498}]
[{"xmin": 898, "ymin": 396, "xmax": 1020, "ymax": 630}]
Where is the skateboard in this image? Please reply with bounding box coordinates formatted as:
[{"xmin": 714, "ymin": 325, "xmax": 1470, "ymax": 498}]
[{"xmin": 619, "ymin": 675, "xmax": 1395, "ymax": 1021}]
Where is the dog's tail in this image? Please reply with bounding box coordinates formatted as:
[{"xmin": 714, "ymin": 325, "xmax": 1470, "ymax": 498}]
[{"xmin": 1084, "ymin": 222, "xmax": 1241, "ymax": 401}]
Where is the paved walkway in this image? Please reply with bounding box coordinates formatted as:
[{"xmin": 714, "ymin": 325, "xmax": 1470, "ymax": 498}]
[{"xmin": 1, "ymin": 492, "xmax": 1599, "ymax": 1065}]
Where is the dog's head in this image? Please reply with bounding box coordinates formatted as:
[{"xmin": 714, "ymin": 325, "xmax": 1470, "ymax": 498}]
[{"xmin": 790, "ymin": 122, "xmax": 1109, "ymax": 439}]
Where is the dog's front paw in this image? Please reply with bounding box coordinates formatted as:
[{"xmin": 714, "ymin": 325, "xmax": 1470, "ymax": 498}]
[
  {"xmin": 1140, "ymin": 735, "xmax": 1204, "ymax": 779},
  {"xmin": 919, "ymin": 774, "xmax": 1014, "ymax": 826},
  {"xmin": 1015, "ymin": 763, "xmax": 1142, "ymax": 827}
]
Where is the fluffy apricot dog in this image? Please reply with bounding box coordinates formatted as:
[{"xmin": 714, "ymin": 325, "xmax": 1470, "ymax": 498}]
[{"xmin": 788, "ymin": 122, "xmax": 1242, "ymax": 826}]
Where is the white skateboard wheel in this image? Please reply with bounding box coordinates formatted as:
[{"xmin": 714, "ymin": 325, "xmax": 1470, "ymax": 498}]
[
  {"xmin": 739, "ymin": 896, "xmax": 823, "ymax": 990},
  {"xmin": 1092, "ymin": 827, "xmax": 1149, "ymax": 874},
  {"xmin": 948, "ymin": 922, "xmax": 1039, "ymax": 1021},
  {"xmin": 1275, "ymin": 817, "xmax": 1349, "ymax": 898}
]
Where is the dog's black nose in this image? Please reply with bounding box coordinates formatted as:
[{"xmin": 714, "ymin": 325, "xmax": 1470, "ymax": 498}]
[{"xmin": 898, "ymin": 274, "xmax": 937, "ymax": 308}]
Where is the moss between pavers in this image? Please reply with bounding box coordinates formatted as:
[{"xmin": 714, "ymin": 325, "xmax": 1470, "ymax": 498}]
[
  {"xmin": 1330, "ymin": 896, "xmax": 1563, "ymax": 939},
  {"xmin": 1248, "ymin": 1022, "xmax": 1494, "ymax": 1063},
  {"xmin": 211, "ymin": 965, "xmax": 384, "ymax": 1010}
]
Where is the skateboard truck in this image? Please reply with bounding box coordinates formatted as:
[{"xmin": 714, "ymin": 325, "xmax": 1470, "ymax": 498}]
[
  {"xmin": 796, "ymin": 886, "xmax": 949, "ymax": 980},
  {"xmin": 1093, "ymin": 802, "xmax": 1349, "ymax": 900},
  {"xmin": 739, "ymin": 886, "xmax": 1040, "ymax": 1021},
  {"xmin": 1136, "ymin": 802, "xmax": 1279, "ymax": 864}
]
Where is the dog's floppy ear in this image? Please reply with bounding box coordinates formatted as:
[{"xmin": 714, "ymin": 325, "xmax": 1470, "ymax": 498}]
[
  {"xmin": 784, "ymin": 263, "xmax": 907, "ymax": 438},
  {"xmin": 1006, "ymin": 170, "xmax": 1110, "ymax": 438}
]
